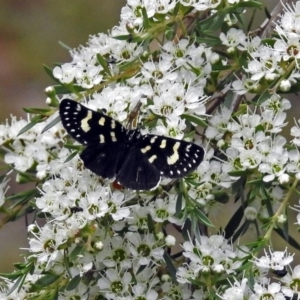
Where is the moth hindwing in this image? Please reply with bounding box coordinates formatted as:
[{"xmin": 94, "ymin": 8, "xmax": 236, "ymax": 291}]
[{"xmin": 59, "ymin": 99, "xmax": 205, "ymax": 190}]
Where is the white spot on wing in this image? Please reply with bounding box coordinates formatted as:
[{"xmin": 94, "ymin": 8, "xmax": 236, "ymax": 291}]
[
  {"xmin": 81, "ymin": 111, "xmax": 92, "ymax": 132},
  {"xmin": 111, "ymin": 132, "xmax": 117, "ymax": 142},
  {"xmin": 100, "ymin": 134, "xmax": 105, "ymax": 143},
  {"xmin": 76, "ymin": 104, "xmax": 81, "ymax": 111},
  {"xmin": 111, "ymin": 120, "xmax": 116, "ymax": 129}
]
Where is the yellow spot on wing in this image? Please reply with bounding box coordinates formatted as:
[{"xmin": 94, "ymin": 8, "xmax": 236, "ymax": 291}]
[
  {"xmin": 167, "ymin": 142, "xmax": 180, "ymax": 165},
  {"xmin": 99, "ymin": 117, "xmax": 105, "ymax": 126},
  {"xmin": 148, "ymin": 155, "xmax": 157, "ymax": 163},
  {"xmin": 160, "ymin": 139, "xmax": 167, "ymax": 148},
  {"xmin": 141, "ymin": 145, "xmax": 151, "ymax": 153},
  {"xmin": 150, "ymin": 136, "xmax": 157, "ymax": 143},
  {"xmin": 81, "ymin": 111, "xmax": 92, "ymax": 132}
]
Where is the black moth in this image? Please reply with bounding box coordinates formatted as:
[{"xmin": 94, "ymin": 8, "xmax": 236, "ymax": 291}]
[{"xmin": 59, "ymin": 99, "xmax": 204, "ymax": 190}]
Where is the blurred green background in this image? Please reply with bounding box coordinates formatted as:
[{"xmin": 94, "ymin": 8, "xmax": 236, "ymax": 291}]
[{"xmin": 1, "ymin": 0, "xmax": 299, "ymax": 274}]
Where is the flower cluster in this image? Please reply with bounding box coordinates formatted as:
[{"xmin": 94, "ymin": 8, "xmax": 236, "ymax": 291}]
[
  {"xmin": 231, "ymin": 2, "xmax": 300, "ymax": 94},
  {"xmin": 2, "ymin": 0, "xmax": 300, "ymax": 299},
  {"xmin": 0, "ymin": 115, "xmax": 63, "ymax": 180}
]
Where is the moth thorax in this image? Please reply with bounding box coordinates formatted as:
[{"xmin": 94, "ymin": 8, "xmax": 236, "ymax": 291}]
[{"xmin": 127, "ymin": 129, "xmax": 141, "ymax": 142}]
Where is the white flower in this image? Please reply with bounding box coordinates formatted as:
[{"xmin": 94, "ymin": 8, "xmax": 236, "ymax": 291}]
[
  {"xmin": 220, "ymin": 278, "xmax": 249, "ymax": 300},
  {"xmin": 162, "ymin": 282, "xmax": 192, "ymax": 299},
  {"xmin": 141, "ymin": 59, "xmax": 178, "ymax": 83},
  {"xmin": 131, "ymin": 283, "xmax": 158, "ymax": 300},
  {"xmin": 53, "ymin": 63, "xmax": 76, "ymax": 84},
  {"xmin": 148, "ymin": 196, "xmax": 182, "ymax": 225},
  {"xmin": 126, "ymin": 232, "xmax": 164, "ymax": 265},
  {"xmin": 165, "ymin": 235, "xmax": 176, "ymax": 246},
  {"xmin": 260, "ymin": 94, "xmax": 291, "ymax": 113},
  {"xmin": 258, "ymin": 140, "xmax": 289, "ymax": 183},
  {"xmin": 97, "ymin": 268, "xmax": 132, "ymax": 298},
  {"xmin": 95, "ymin": 235, "xmax": 131, "ymax": 269},
  {"xmin": 253, "ymin": 247, "xmax": 294, "ymax": 271},
  {"xmin": 220, "ymin": 28, "xmax": 247, "ymax": 51},
  {"xmin": 205, "ymin": 107, "xmax": 232, "ymax": 140},
  {"xmin": 29, "ymin": 224, "xmax": 66, "ymax": 270},
  {"xmin": 121, "ymin": 0, "xmax": 156, "ymax": 26},
  {"xmin": 280, "ymin": 264, "xmax": 300, "ymax": 299},
  {"xmin": 249, "ymin": 282, "xmax": 285, "ymax": 300}
]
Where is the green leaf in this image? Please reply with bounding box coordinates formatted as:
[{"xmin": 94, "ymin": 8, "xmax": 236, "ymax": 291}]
[
  {"xmin": 7, "ymin": 274, "xmax": 27, "ymax": 295},
  {"xmin": 165, "ymin": 27, "xmax": 175, "ymax": 41},
  {"xmin": 253, "ymin": 89, "xmax": 273, "ymax": 105},
  {"xmin": 172, "ymin": 1, "xmax": 180, "ymax": 16},
  {"xmin": 232, "ymin": 221, "xmax": 250, "ymax": 243},
  {"xmin": 147, "ymin": 213, "xmax": 155, "ymax": 234},
  {"xmin": 63, "ymin": 144, "xmax": 82, "ymax": 150},
  {"xmin": 0, "ymin": 271, "xmax": 24, "ymax": 280},
  {"xmin": 182, "ymin": 218, "xmax": 191, "ymax": 241},
  {"xmin": 142, "ymin": 7, "xmax": 150, "ymax": 29},
  {"xmin": 113, "ymin": 34, "xmax": 133, "ymax": 41},
  {"xmin": 163, "ymin": 251, "xmax": 177, "ymax": 284},
  {"xmin": 227, "ymin": 169, "xmax": 254, "ymax": 177},
  {"xmin": 193, "ymin": 207, "xmax": 214, "ymax": 227},
  {"xmin": 64, "ymin": 150, "xmax": 80, "ymax": 163},
  {"xmin": 58, "ymin": 40, "xmax": 72, "ymax": 50},
  {"xmin": 69, "ymin": 244, "xmax": 85, "ymax": 261},
  {"xmin": 34, "ymin": 274, "xmax": 60, "ymax": 288},
  {"xmin": 23, "ymin": 107, "xmax": 52, "ymax": 115},
  {"xmin": 17, "ymin": 115, "xmax": 44, "ymax": 136},
  {"xmin": 43, "ymin": 64, "xmax": 61, "ymax": 83},
  {"xmin": 213, "ymin": 191, "xmax": 229, "ymax": 204},
  {"xmin": 66, "ymin": 275, "xmax": 81, "ymax": 291},
  {"xmin": 42, "ymin": 115, "xmax": 61, "ymax": 133},
  {"xmin": 181, "ymin": 113, "xmax": 207, "ymax": 127},
  {"xmin": 52, "ymin": 85, "xmax": 86, "ymax": 95},
  {"xmin": 6, "ymin": 188, "xmax": 39, "ymax": 203},
  {"xmin": 97, "ymin": 53, "xmax": 112, "ymax": 76},
  {"xmin": 176, "ymin": 192, "xmax": 183, "ymax": 215}
]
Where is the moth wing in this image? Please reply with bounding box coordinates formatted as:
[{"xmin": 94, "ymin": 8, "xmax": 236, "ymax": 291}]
[
  {"xmin": 116, "ymin": 147, "xmax": 160, "ymax": 190},
  {"xmin": 59, "ymin": 99, "xmax": 125, "ymax": 145},
  {"xmin": 80, "ymin": 143, "xmax": 126, "ymax": 179},
  {"xmin": 137, "ymin": 134, "xmax": 205, "ymax": 178}
]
